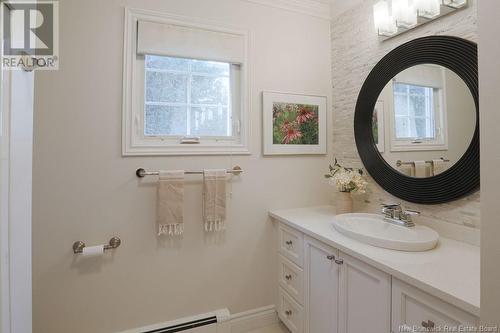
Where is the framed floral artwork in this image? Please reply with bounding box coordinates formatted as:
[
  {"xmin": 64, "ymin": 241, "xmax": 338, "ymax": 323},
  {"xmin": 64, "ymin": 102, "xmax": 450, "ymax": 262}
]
[{"xmin": 262, "ymin": 91, "xmax": 327, "ymax": 155}]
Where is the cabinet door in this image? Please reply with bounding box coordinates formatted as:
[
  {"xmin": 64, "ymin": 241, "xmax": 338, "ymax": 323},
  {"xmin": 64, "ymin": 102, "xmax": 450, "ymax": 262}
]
[
  {"xmin": 392, "ymin": 278, "xmax": 479, "ymax": 331},
  {"xmin": 338, "ymin": 251, "xmax": 391, "ymax": 333},
  {"xmin": 304, "ymin": 236, "xmax": 339, "ymax": 333}
]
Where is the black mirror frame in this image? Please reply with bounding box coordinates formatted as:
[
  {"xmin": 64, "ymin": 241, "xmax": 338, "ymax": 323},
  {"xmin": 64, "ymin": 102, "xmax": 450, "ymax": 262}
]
[{"xmin": 354, "ymin": 36, "xmax": 479, "ymax": 204}]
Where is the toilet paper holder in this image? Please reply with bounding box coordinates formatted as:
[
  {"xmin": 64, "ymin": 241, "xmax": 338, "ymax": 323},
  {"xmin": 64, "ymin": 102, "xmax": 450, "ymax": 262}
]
[{"xmin": 72, "ymin": 237, "xmax": 121, "ymax": 254}]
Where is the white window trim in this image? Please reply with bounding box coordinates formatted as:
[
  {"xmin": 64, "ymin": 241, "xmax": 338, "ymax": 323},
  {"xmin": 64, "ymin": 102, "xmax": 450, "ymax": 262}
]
[
  {"xmin": 389, "ymin": 78, "xmax": 449, "ymax": 152},
  {"xmin": 122, "ymin": 8, "xmax": 251, "ymax": 156}
]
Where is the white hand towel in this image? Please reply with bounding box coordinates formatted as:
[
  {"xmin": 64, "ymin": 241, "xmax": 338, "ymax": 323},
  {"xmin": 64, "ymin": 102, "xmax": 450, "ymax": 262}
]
[
  {"xmin": 398, "ymin": 164, "xmax": 415, "ymax": 177},
  {"xmin": 432, "ymin": 159, "xmax": 446, "ymax": 176},
  {"xmin": 158, "ymin": 170, "xmax": 184, "ymax": 236},
  {"xmin": 413, "ymin": 161, "xmax": 426, "ymax": 178},
  {"xmin": 203, "ymin": 169, "xmax": 227, "ymax": 232}
]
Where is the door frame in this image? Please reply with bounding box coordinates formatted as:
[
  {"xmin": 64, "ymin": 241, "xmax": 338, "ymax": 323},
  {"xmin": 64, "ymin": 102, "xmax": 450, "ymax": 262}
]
[{"xmin": 1, "ymin": 3, "xmax": 34, "ymax": 333}]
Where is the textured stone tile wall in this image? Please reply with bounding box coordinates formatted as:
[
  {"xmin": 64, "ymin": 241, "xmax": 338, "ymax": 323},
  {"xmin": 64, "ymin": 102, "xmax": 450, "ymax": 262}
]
[{"xmin": 331, "ymin": 0, "xmax": 480, "ymax": 228}]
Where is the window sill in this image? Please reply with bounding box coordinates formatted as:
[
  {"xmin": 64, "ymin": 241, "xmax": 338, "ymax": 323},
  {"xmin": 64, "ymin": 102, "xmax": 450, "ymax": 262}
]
[
  {"xmin": 390, "ymin": 142, "xmax": 448, "ymax": 152},
  {"xmin": 122, "ymin": 142, "xmax": 251, "ymax": 156}
]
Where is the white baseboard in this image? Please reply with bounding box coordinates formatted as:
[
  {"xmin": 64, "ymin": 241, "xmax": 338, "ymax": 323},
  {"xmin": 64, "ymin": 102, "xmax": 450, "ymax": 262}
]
[{"xmin": 230, "ymin": 305, "xmax": 278, "ymax": 333}]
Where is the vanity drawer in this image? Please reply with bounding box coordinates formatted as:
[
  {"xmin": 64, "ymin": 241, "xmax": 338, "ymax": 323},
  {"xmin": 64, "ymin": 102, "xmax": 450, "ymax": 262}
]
[
  {"xmin": 278, "ymin": 287, "xmax": 303, "ymax": 333},
  {"xmin": 279, "ymin": 223, "xmax": 304, "ymax": 267},
  {"xmin": 392, "ymin": 279, "xmax": 479, "ymax": 332},
  {"xmin": 278, "ymin": 254, "xmax": 304, "ymax": 304}
]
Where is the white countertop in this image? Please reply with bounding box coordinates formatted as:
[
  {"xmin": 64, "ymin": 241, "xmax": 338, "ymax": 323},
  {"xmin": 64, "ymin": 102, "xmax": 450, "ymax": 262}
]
[{"xmin": 269, "ymin": 205, "xmax": 480, "ymax": 316}]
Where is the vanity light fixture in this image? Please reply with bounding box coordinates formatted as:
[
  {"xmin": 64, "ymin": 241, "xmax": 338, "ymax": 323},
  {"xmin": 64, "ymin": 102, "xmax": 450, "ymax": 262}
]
[{"xmin": 373, "ymin": 0, "xmax": 468, "ymax": 40}]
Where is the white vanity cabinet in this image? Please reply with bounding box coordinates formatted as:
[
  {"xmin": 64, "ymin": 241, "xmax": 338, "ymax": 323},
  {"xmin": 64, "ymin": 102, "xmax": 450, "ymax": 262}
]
[
  {"xmin": 272, "ymin": 207, "xmax": 480, "ymax": 333},
  {"xmin": 278, "ymin": 224, "xmax": 391, "ymax": 333}
]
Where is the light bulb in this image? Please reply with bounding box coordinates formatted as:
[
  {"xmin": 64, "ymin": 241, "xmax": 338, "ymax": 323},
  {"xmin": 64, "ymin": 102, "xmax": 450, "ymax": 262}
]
[
  {"xmin": 392, "ymin": 0, "xmax": 418, "ymax": 29},
  {"xmin": 414, "ymin": 0, "xmax": 441, "ymax": 19},
  {"xmin": 442, "ymin": 0, "xmax": 467, "ymax": 8},
  {"xmin": 373, "ymin": 0, "xmax": 398, "ymax": 36}
]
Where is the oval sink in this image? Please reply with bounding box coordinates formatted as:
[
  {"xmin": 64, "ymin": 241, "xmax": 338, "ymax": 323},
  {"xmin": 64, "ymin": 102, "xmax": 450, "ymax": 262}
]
[{"xmin": 332, "ymin": 213, "xmax": 439, "ymax": 252}]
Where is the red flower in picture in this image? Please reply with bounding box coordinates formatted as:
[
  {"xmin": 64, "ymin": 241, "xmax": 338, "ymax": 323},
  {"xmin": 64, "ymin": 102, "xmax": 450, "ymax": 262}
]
[
  {"xmin": 282, "ymin": 126, "xmax": 302, "ymax": 144},
  {"xmin": 280, "ymin": 120, "xmax": 292, "ymax": 132},
  {"xmin": 296, "ymin": 107, "xmax": 315, "ymax": 124}
]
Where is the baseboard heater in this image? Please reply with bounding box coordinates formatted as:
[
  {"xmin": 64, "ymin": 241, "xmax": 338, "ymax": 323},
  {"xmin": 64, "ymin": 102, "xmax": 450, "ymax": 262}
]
[
  {"xmin": 142, "ymin": 316, "xmax": 217, "ymax": 333},
  {"xmin": 123, "ymin": 309, "xmax": 231, "ymax": 333}
]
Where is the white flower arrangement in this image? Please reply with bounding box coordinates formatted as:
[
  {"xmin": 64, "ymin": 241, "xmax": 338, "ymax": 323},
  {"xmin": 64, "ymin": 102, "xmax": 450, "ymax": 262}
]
[{"xmin": 325, "ymin": 158, "xmax": 368, "ymax": 193}]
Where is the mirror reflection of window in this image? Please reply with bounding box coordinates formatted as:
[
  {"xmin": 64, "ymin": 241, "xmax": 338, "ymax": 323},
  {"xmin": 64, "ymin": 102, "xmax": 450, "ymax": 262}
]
[
  {"xmin": 372, "ymin": 64, "xmax": 476, "ymax": 178},
  {"xmin": 393, "ymin": 83, "xmax": 437, "ymax": 141}
]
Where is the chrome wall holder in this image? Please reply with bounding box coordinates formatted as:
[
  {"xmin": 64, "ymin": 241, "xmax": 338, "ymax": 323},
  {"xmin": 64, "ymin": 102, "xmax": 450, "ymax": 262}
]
[{"xmin": 72, "ymin": 237, "xmax": 121, "ymax": 254}]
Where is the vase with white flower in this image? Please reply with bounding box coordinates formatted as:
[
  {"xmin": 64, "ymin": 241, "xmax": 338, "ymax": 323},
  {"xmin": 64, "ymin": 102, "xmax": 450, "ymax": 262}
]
[{"xmin": 325, "ymin": 158, "xmax": 368, "ymax": 214}]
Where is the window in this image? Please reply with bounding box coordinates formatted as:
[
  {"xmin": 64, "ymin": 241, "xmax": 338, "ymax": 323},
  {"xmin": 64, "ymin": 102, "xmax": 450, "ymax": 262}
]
[
  {"xmin": 122, "ymin": 9, "xmax": 250, "ymax": 155},
  {"xmin": 390, "ymin": 81, "xmax": 447, "ymax": 151},
  {"xmin": 393, "ymin": 83, "xmax": 436, "ymax": 140},
  {"xmin": 144, "ymin": 55, "xmax": 238, "ymax": 138}
]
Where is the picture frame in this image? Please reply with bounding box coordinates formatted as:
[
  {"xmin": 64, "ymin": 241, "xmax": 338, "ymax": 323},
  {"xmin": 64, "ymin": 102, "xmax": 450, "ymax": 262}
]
[
  {"xmin": 373, "ymin": 100, "xmax": 385, "ymax": 153},
  {"xmin": 262, "ymin": 91, "xmax": 327, "ymax": 155}
]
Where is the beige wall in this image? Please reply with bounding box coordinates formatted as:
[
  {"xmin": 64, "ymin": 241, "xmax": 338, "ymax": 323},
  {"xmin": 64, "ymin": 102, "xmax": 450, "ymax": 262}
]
[
  {"xmin": 478, "ymin": 0, "xmax": 500, "ymax": 324},
  {"xmin": 32, "ymin": 1, "xmax": 332, "ymax": 332},
  {"xmin": 331, "ymin": 0, "xmax": 480, "ymax": 231}
]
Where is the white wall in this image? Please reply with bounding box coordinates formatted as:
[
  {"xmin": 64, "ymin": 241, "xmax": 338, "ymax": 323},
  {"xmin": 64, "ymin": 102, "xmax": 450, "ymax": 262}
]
[
  {"xmin": 478, "ymin": 0, "xmax": 500, "ymax": 324},
  {"xmin": 32, "ymin": 1, "xmax": 332, "ymax": 332},
  {"xmin": 331, "ymin": 0, "xmax": 480, "ymax": 235}
]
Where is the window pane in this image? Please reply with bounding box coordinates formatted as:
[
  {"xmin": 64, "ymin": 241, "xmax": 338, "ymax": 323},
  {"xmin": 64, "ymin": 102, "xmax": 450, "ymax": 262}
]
[
  {"xmin": 143, "ymin": 55, "xmax": 235, "ymax": 138},
  {"xmin": 145, "ymin": 55, "xmax": 190, "ymax": 71},
  {"xmin": 395, "ymin": 117, "xmax": 409, "ymax": 138},
  {"xmin": 145, "ymin": 105, "xmax": 187, "ymax": 136},
  {"xmin": 409, "ymin": 95, "xmax": 426, "ymax": 117},
  {"xmin": 190, "ymin": 106, "xmax": 229, "ymax": 136},
  {"xmin": 191, "ymin": 60, "xmax": 230, "ymax": 76},
  {"xmin": 413, "ymin": 118, "xmax": 427, "ymax": 138},
  {"xmin": 145, "ymin": 71, "xmax": 188, "ymax": 103},
  {"xmin": 409, "ymin": 85, "xmax": 425, "ymax": 95},
  {"xmin": 191, "ymin": 75, "xmax": 230, "ymax": 105},
  {"xmin": 393, "ymin": 83, "xmax": 406, "ymax": 93},
  {"xmin": 394, "ymin": 94, "xmax": 408, "ymax": 116}
]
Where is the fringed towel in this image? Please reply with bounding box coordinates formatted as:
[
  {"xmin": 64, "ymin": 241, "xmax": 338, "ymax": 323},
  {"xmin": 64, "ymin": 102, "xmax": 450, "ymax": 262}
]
[
  {"xmin": 203, "ymin": 169, "xmax": 227, "ymax": 232},
  {"xmin": 432, "ymin": 159, "xmax": 446, "ymax": 176},
  {"xmin": 157, "ymin": 170, "xmax": 184, "ymax": 236},
  {"xmin": 413, "ymin": 161, "xmax": 427, "ymax": 178}
]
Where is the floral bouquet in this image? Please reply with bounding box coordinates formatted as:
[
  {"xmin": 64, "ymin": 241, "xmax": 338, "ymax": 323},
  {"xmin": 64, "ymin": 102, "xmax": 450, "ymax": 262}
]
[{"xmin": 325, "ymin": 158, "xmax": 367, "ymax": 193}]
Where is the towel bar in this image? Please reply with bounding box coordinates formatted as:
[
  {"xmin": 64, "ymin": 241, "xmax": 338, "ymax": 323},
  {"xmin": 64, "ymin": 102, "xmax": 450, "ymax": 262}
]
[
  {"xmin": 396, "ymin": 158, "xmax": 449, "ymax": 167},
  {"xmin": 136, "ymin": 166, "xmax": 243, "ymax": 178}
]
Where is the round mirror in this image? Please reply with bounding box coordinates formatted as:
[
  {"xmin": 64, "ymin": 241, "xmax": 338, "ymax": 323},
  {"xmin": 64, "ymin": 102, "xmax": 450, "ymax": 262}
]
[
  {"xmin": 354, "ymin": 36, "xmax": 479, "ymax": 204},
  {"xmin": 372, "ymin": 65, "xmax": 476, "ymax": 178}
]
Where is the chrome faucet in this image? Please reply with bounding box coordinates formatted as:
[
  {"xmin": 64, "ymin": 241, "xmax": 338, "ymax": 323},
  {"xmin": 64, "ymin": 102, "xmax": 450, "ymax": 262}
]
[{"xmin": 381, "ymin": 203, "xmax": 420, "ymax": 227}]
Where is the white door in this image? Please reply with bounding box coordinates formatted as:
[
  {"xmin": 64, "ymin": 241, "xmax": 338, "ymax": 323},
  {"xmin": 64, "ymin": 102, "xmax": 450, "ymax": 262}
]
[
  {"xmin": 337, "ymin": 251, "xmax": 391, "ymax": 333},
  {"xmin": 304, "ymin": 236, "xmax": 339, "ymax": 333}
]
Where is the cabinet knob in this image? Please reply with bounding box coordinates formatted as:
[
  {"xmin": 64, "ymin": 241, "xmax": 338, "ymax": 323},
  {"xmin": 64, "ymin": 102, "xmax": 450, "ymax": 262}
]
[
  {"xmin": 326, "ymin": 255, "xmax": 335, "ymax": 260},
  {"xmin": 285, "ymin": 240, "xmax": 293, "ymax": 246},
  {"xmin": 285, "ymin": 310, "xmax": 292, "ymax": 316},
  {"xmin": 285, "ymin": 274, "xmax": 292, "ymax": 280},
  {"xmin": 421, "ymin": 320, "xmax": 435, "ymax": 329},
  {"xmin": 334, "ymin": 258, "xmax": 344, "ymax": 265}
]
